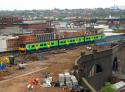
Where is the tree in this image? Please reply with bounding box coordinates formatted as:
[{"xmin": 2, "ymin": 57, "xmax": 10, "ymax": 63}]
[{"xmin": 100, "ymin": 82, "xmax": 117, "ymax": 92}]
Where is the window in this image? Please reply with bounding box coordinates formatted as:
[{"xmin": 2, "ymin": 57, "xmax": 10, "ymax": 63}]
[
  {"xmin": 44, "ymin": 44, "xmax": 46, "ymax": 46},
  {"xmin": 95, "ymin": 36, "xmax": 98, "ymax": 39},
  {"xmin": 86, "ymin": 38, "xmax": 90, "ymax": 40},
  {"xmin": 40, "ymin": 44, "xmax": 43, "ymax": 46},
  {"xmin": 51, "ymin": 42, "xmax": 54, "ymax": 45},
  {"xmin": 32, "ymin": 45, "xmax": 35, "ymax": 48},
  {"xmin": 28, "ymin": 45, "xmax": 30, "ymax": 48},
  {"xmin": 89, "ymin": 64, "xmax": 102, "ymax": 77},
  {"xmin": 112, "ymin": 57, "xmax": 118, "ymax": 71},
  {"xmin": 60, "ymin": 41, "xmax": 63, "ymax": 43}
]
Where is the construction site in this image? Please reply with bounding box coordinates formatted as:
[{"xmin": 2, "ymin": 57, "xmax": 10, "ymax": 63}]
[
  {"xmin": 0, "ymin": 42, "xmax": 124, "ymax": 92},
  {"xmin": 0, "ymin": 45, "xmax": 100, "ymax": 92},
  {"xmin": 1, "ymin": 16, "xmax": 125, "ymax": 92}
]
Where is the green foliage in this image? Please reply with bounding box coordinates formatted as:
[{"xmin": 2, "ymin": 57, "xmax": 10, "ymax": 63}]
[{"xmin": 100, "ymin": 82, "xmax": 117, "ymax": 92}]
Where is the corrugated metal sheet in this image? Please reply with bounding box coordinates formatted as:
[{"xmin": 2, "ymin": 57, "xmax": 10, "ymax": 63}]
[
  {"xmin": 36, "ymin": 33, "xmax": 56, "ymax": 41},
  {"xmin": 19, "ymin": 33, "xmax": 56, "ymax": 43}
]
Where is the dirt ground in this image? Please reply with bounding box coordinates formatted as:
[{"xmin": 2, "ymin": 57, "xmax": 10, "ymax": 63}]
[{"xmin": 0, "ymin": 46, "xmax": 86, "ymax": 92}]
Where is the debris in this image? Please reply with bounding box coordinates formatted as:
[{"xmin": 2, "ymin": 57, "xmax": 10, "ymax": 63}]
[
  {"xmin": 18, "ymin": 63, "xmax": 27, "ymax": 69},
  {"xmin": 41, "ymin": 72, "xmax": 53, "ymax": 87},
  {"xmin": 70, "ymin": 75, "xmax": 78, "ymax": 88},
  {"xmin": 113, "ymin": 81, "xmax": 125, "ymax": 91},
  {"xmin": 86, "ymin": 46, "xmax": 92, "ymax": 50},
  {"xmin": 27, "ymin": 83, "xmax": 34, "ymax": 89},
  {"xmin": 54, "ymin": 81, "xmax": 60, "ymax": 87},
  {"xmin": 59, "ymin": 73, "xmax": 65, "ymax": 87},
  {"xmin": 42, "ymin": 77, "xmax": 52, "ymax": 87},
  {"xmin": 65, "ymin": 72, "xmax": 72, "ymax": 88},
  {"xmin": 59, "ymin": 72, "xmax": 78, "ymax": 89},
  {"xmin": 27, "ymin": 78, "xmax": 39, "ymax": 91},
  {"xmin": 65, "ymin": 72, "xmax": 70, "ymax": 82}
]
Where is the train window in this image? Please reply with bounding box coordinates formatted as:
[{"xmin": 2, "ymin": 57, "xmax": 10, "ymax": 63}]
[
  {"xmin": 51, "ymin": 42, "xmax": 54, "ymax": 45},
  {"xmin": 40, "ymin": 44, "xmax": 43, "ymax": 46},
  {"xmin": 70, "ymin": 40, "xmax": 72, "ymax": 42},
  {"xmin": 73, "ymin": 39, "xmax": 75, "ymax": 41},
  {"xmin": 64, "ymin": 41, "xmax": 66, "ymax": 43},
  {"xmin": 44, "ymin": 44, "xmax": 46, "ymax": 46},
  {"xmin": 28, "ymin": 45, "xmax": 30, "ymax": 48},
  {"xmin": 86, "ymin": 38, "xmax": 89, "ymax": 40},
  {"xmin": 32, "ymin": 45, "xmax": 35, "ymax": 48},
  {"xmin": 79, "ymin": 38, "xmax": 81, "ymax": 41},
  {"xmin": 60, "ymin": 41, "xmax": 63, "ymax": 43}
]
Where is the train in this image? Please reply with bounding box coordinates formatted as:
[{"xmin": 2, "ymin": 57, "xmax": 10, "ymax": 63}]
[
  {"xmin": 20, "ymin": 34, "xmax": 106, "ymax": 52},
  {"xmin": 0, "ymin": 34, "xmax": 106, "ymax": 70}
]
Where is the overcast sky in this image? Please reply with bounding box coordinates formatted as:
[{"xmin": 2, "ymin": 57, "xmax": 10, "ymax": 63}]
[{"xmin": 0, "ymin": 0, "xmax": 125, "ymax": 10}]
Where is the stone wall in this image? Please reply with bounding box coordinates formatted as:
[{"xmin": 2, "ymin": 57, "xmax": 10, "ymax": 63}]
[
  {"xmin": 77, "ymin": 48, "xmax": 112, "ymax": 90},
  {"xmin": 112, "ymin": 43, "xmax": 125, "ymax": 73},
  {"xmin": 76, "ymin": 43, "xmax": 125, "ymax": 90}
]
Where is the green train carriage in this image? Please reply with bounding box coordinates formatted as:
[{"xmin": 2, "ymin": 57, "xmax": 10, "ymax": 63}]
[
  {"xmin": 26, "ymin": 40, "xmax": 58, "ymax": 51},
  {"xmin": 59, "ymin": 36, "xmax": 84, "ymax": 47},
  {"xmin": 85, "ymin": 35, "xmax": 95, "ymax": 42},
  {"xmin": 25, "ymin": 34, "xmax": 106, "ymax": 51},
  {"xmin": 26, "ymin": 43, "xmax": 36, "ymax": 51},
  {"xmin": 38, "ymin": 40, "xmax": 58, "ymax": 49}
]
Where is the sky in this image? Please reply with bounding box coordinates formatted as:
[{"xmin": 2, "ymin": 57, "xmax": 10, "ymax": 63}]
[{"xmin": 0, "ymin": 0, "xmax": 125, "ymax": 10}]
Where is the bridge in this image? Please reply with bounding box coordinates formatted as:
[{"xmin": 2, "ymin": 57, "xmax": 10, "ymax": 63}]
[{"xmin": 75, "ymin": 42, "xmax": 125, "ymax": 90}]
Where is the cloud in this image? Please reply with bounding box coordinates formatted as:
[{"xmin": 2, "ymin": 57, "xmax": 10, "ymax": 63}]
[{"xmin": 0, "ymin": 0, "xmax": 124, "ymax": 10}]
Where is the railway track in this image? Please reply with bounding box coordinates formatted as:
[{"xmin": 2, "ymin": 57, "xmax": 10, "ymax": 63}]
[{"xmin": 1, "ymin": 34, "xmax": 125, "ymax": 56}]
